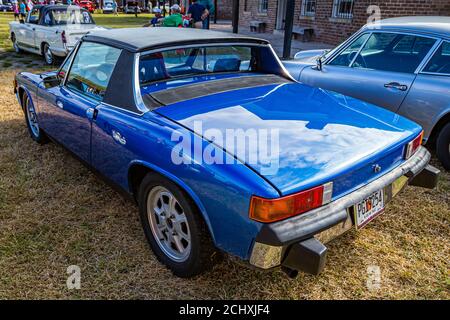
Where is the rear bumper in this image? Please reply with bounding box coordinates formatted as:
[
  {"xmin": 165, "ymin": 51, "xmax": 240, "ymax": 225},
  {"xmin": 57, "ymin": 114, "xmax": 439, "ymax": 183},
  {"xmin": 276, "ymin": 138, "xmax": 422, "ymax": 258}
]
[
  {"xmin": 51, "ymin": 46, "xmax": 74, "ymax": 57},
  {"xmin": 249, "ymin": 146, "xmax": 439, "ymax": 274}
]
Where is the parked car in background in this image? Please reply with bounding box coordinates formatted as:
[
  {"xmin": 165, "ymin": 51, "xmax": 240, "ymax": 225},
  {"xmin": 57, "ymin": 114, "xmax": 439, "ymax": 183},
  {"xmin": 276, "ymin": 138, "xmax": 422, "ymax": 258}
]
[
  {"xmin": 9, "ymin": 5, "xmax": 105, "ymax": 65},
  {"xmin": 124, "ymin": 1, "xmax": 140, "ymax": 14},
  {"xmin": 0, "ymin": 2, "xmax": 13, "ymax": 12},
  {"xmin": 79, "ymin": 0, "xmax": 95, "ymax": 13},
  {"xmin": 13, "ymin": 28, "xmax": 438, "ymax": 278},
  {"xmin": 284, "ymin": 17, "xmax": 450, "ymax": 170},
  {"xmin": 102, "ymin": 0, "xmax": 114, "ymax": 13}
]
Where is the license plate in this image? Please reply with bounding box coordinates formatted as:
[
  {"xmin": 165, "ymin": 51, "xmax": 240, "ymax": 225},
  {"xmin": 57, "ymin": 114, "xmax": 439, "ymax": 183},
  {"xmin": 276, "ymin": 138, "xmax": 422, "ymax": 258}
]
[{"xmin": 354, "ymin": 189, "xmax": 384, "ymax": 229}]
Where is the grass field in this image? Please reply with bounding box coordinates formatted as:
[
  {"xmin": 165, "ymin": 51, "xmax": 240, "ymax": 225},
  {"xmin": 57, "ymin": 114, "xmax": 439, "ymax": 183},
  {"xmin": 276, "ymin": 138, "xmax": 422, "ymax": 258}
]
[{"xmin": 0, "ymin": 12, "xmax": 449, "ymax": 299}]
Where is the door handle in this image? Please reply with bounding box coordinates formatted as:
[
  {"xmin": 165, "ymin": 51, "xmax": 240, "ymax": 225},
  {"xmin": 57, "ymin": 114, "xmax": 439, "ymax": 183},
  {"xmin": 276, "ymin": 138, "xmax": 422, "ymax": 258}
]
[
  {"xmin": 112, "ymin": 130, "xmax": 126, "ymax": 145},
  {"xmin": 384, "ymin": 82, "xmax": 408, "ymax": 91}
]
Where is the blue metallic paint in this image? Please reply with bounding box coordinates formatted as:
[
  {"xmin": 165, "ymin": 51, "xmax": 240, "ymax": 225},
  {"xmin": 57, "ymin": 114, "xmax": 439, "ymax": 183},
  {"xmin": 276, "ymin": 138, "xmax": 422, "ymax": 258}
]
[
  {"xmin": 156, "ymin": 79, "xmax": 421, "ymax": 198},
  {"xmin": 89, "ymin": 103, "xmax": 279, "ymax": 258},
  {"xmin": 15, "ymin": 65, "xmax": 422, "ymax": 261}
]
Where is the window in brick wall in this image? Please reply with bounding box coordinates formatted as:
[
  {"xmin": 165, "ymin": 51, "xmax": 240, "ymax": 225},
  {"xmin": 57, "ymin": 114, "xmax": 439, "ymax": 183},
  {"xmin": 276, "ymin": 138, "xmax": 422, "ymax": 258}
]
[
  {"xmin": 301, "ymin": 0, "xmax": 316, "ymax": 16},
  {"xmin": 332, "ymin": 0, "xmax": 355, "ymax": 19},
  {"xmin": 258, "ymin": 0, "xmax": 268, "ymax": 14},
  {"xmin": 244, "ymin": 0, "xmax": 248, "ymax": 12}
]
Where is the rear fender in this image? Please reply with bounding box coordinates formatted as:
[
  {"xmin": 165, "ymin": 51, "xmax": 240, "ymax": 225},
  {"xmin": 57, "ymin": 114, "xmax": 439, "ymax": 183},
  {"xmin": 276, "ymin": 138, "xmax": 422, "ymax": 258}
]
[{"xmin": 127, "ymin": 159, "xmax": 216, "ymax": 244}]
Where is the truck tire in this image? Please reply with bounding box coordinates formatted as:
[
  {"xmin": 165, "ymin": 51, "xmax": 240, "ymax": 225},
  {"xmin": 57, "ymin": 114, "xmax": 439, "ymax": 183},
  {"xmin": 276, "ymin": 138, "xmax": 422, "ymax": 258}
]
[
  {"xmin": 436, "ymin": 122, "xmax": 450, "ymax": 170},
  {"xmin": 11, "ymin": 33, "xmax": 22, "ymax": 53},
  {"xmin": 42, "ymin": 43, "xmax": 55, "ymax": 65}
]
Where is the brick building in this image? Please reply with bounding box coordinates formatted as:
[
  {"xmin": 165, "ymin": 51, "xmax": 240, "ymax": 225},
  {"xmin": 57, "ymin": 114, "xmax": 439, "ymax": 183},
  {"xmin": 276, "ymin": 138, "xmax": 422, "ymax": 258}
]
[
  {"xmin": 217, "ymin": 0, "xmax": 233, "ymax": 19},
  {"xmin": 238, "ymin": 0, "xmax": 450, "ymax": 44}
]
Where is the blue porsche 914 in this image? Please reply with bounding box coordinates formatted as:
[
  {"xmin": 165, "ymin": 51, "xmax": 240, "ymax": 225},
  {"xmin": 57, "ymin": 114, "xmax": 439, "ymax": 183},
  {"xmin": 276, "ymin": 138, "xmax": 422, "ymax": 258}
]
[{"xmin": 13, "ymin": 28, "xmax": 439, "ymax": 278}]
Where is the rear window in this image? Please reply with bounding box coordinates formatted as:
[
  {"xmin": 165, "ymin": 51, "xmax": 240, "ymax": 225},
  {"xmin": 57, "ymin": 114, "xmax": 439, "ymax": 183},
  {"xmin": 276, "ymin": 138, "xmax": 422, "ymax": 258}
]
[
  {"xmin": 52, "ymin": 8, "xmax": 94, "ymax": 25},
  {"xmin": 139, "ymin": 45, "xmax": 258, "ymax": 84}
]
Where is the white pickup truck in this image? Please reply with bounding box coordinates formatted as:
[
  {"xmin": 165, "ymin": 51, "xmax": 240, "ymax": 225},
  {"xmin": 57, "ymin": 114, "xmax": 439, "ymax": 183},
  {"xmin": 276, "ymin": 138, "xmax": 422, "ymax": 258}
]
[{"xmin": 9, "ymin": 4, "xmax": 105, "ymax": 65}]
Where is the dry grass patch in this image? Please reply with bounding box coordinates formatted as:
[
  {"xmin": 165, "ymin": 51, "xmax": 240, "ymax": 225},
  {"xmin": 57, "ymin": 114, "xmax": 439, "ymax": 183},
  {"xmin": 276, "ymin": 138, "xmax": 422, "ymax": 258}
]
[{"xmin": 0, "ymin": 12, "xmax": 448, "ymax": 299}]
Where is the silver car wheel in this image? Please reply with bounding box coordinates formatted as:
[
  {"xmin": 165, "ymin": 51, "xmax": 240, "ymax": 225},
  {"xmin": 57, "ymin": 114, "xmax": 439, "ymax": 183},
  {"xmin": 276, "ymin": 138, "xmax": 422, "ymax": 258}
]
[
  {"xmin": 26, "ymin": 97, "xmax": 39, "ymax": 137},
  {"xmin": 147, "ymin": 186, "xmax": 191, "ymax": 262},
  {"xmin": 12, "ymin": 37, "xmax": 20, "ymax": 53},
  {"xmin": 44, "ymin": 45, "xmax": 53, "ymax": 65}
]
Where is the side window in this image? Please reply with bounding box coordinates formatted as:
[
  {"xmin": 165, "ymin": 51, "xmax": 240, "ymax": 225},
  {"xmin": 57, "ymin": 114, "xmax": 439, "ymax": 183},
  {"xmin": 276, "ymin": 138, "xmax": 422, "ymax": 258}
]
[
  {"xmin": 423, "ymin": 41, "xmax": 450, "ymax": 75},
  {"xmin": 43, "ymin": 12, "xmax": 53, "ymax": 26},
  {"xmin": 66, "ymin": 42, "xmax": 121, "ymax": 101},
  {"xmin": 28, "ymin": 8, "xmax": 40, "ymax": 24},
  {"xmin": 351, "ymin": 33, "xmax": 436, "ymax": 73},
  {"xmin": 328, "ymin": 33, "xmax": 370, "ymax": 67}
]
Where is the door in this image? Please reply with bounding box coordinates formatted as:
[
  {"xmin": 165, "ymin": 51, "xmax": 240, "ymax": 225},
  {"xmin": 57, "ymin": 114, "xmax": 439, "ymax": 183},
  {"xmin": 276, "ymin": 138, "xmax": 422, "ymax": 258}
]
[
  {"xmin": 398, "ymin": 40, "xmax": 450, "ymax": 140},
  {"xmin": 300, "ymin": 32, "xmax": 438, "ymax": 112},
  {"xmin": 39, "ymin": 41, "xmax": 122, "ymax": 164},
  {"xmin": 276, "ymin": 0, "xmax": 287, "ymax": 30},
  {"xmin": 22, "ymin": 8, "xmax": 40, "ymax": 50}
]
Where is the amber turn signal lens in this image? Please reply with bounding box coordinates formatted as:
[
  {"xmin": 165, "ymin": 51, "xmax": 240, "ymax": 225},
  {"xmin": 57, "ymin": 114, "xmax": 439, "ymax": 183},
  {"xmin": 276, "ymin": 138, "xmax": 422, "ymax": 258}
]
[{"xmin": 249, "ymin": 183, "xmax": 333, "ymax": 223}]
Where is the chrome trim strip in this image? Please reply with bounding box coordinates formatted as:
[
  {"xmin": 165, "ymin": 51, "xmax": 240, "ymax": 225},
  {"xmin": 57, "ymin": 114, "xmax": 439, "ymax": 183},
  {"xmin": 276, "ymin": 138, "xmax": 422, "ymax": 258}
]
[
  {"xmin": 415, "ymin": 38, "xmax": 442, "ymax": 74},
  {"xmin": 61, "ymin": 41, "xmax": 81, "ymax": 86},
  {"xmin": 327, "ymin": 29, "xmax": 441, "ymax": 73},
  {"xmin": 139, "ymin": 42, "xmax": 268, "ymax": 57},
  {"xmin": 348, "ymin": 32, "xmax": 372, "ymax": 67},
  {"xmin": 99, "ymin": 101, "xmax": 145, "ymax": 117},
  {"xmin": 418, "ymin": 39, "xmax": 449, "ymax": 75},
  {"xmin": 133, "ymin": 52, "xmax": 149, "ymax": 114}
]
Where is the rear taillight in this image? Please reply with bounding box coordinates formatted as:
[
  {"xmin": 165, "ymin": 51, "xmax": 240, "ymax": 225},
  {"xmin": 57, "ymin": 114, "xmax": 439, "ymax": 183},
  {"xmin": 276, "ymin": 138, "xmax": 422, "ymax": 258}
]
[
  {"xmin": 404, "ymin": 131, "xmax": 423, "ymax": 159},
  {"xmin": 61, "ymin": 30, "xmax": 67, "ymax": 45},
  {"xmin": 249, "ymin": 182, "xmax": 333, "ymax": 223}
]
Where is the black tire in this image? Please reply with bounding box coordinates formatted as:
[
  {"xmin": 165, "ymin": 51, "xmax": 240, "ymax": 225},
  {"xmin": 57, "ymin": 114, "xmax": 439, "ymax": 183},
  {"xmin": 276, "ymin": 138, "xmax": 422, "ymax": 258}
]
[
  {"xmin": 23, "ymin": 93, "xmax": 48, "ymax": 144},
  {"xmin": 42, "ymin": 43, "xmax": 55, "ymax": 65},
  {"xmin": 138, "ymin": 172, "xmax": 220, "ymax": 278},
  {"xmin": 436, "ymin": 122, "xmax": 450, "ymax": 170},
  {"xmin": 11, "ymin": 33, "xmax": 22, "ymax": 53}
]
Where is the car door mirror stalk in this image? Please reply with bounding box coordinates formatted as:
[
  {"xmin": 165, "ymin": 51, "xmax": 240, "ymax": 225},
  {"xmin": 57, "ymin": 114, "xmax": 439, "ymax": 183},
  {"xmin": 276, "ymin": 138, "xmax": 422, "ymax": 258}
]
[{"xmin": 316, "ymin": 57, "xmax": 323, "ymax": 71}]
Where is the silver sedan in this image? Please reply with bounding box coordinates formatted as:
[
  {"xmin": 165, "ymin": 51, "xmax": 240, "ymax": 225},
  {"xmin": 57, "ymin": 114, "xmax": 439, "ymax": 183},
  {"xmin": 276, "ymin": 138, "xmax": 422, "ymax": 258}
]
[{"xmin": 284, "ymin": 16, "xmax": 450, "ymax": 170}]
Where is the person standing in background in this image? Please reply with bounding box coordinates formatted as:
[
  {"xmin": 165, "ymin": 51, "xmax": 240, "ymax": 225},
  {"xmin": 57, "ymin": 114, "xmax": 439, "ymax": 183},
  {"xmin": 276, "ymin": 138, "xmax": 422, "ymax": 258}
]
[
  {"xmin": 113, "ymin": 0, "xmax": 118, "ymax": 15},
  {"xmin": 187, "ymin": 0, "xmax": 207, "ymax": 29},
  {"xmin": 13, "ymin": 1, "xmax": 20, "ymax": 21},
  {"xmin": 197, "ymin": 0, "xmax": 214, "ymax": 29},
  {"xmin": 19, "ymin": 0, "xmax": 26, "ymax": 20},
  {"xmin": 160, "ymin": 4, "xmax": 183, "ymax": 27}
]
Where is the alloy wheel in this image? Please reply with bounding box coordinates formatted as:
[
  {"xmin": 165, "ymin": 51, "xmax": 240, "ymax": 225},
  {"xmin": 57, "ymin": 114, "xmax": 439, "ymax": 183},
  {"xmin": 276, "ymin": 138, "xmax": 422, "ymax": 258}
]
[
  {"xmin": 26, "ymin": 97, "xmax": 39, "ymax": 137},
  {"xmin": 147, "ymin": 186, "xmax": 191, "ymax": 262}
]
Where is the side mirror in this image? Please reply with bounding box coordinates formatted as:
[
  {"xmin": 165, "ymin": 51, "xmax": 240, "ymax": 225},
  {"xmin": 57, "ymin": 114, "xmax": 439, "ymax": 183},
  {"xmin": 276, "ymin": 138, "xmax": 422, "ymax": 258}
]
[{"xmin": 316, "ymin": 57, "xmax": 323, "ymax": 71}]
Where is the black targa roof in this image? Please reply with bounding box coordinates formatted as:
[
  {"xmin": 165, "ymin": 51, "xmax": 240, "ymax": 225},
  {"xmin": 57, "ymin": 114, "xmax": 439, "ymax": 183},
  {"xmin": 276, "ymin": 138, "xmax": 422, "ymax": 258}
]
[{"xmin": 82, "ymin": 28, "xmax": 270, "ymax": 53}]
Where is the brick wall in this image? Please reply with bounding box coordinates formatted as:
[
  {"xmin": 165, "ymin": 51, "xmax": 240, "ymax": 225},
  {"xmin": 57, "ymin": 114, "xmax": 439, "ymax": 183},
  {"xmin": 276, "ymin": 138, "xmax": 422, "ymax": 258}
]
[
  {"xmin": 239, "ymin": 0, "xmax": 279, "ymax": 33},
  {"xmin": 217, "ymin": 0, "xmax": 233, "ymax": 19},
  {"xmin": 239, "ymin": 0, "xmax": 450, "ymax": 45}
]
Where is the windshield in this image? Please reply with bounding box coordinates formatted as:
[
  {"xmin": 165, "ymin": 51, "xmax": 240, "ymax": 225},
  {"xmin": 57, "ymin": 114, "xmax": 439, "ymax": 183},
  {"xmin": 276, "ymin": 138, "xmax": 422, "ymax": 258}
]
[
  {"xmin": 52, "ymin": 8, "xmax": 94, "ymax": 25},
  {"xmin": 139, "ymin": 45, "xmax": 260, "ymax": 85}
]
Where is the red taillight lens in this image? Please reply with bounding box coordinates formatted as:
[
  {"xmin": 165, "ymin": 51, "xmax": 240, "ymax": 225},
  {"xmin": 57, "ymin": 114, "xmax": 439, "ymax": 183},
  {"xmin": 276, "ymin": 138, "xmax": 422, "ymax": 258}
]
[
  {"xmin": 249, "ymin": 182, "xmax": 333, "ymax": 223},
  {"xmin": 405, "ymin": 131, "xmax": 423, "ymax": 159},
  {"xmin": 61, "ymin": 31, "xmax": 67, "ymax": 45}
]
